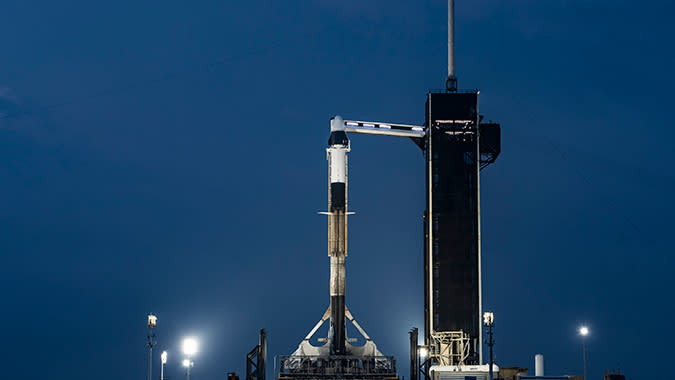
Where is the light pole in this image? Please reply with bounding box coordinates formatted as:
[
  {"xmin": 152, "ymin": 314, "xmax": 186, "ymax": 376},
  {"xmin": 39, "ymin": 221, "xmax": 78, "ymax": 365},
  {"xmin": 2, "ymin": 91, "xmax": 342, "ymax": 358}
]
[
  {"xmin": 182, "ymin": 338, "xmax": 198, "ymax": 380},
  {"xmin": 161, "ymin": 351, "xmax": 167, "ymax": 380},
  {"xmin": 147, "ymin": 315, "xmax": 157, "ymax": 380},
  {"xmin": 579, "ymin": 326, "xmax": 589, "ymax": 380},
  {"xmin": 483, "ymin": 312, "xmax": 495, "ymax": 380},
  {"xmin": 183, "ymin": 359, "xmax": 194, "ymax": 380}
]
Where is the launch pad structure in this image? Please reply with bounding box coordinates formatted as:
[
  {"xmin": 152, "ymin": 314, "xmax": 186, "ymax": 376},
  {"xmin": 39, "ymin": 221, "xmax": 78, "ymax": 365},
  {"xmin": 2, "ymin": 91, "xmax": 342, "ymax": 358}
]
[{"xmin": 251, "ymin": 2, "xmax": 503, "ymax": 380}]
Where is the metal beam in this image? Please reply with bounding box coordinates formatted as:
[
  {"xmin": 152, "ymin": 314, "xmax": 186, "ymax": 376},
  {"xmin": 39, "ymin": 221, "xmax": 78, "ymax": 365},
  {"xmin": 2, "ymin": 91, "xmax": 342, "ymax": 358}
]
[{"xmin": 343, "ymin": 119, "xmax": 426, "ymax": 138}]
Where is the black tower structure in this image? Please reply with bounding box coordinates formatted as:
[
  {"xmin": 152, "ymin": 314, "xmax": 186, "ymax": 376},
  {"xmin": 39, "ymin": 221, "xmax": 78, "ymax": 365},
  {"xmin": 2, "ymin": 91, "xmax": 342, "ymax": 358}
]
[{"xmin": 422, "ymin": 91, "xmax": 500, "ymax": 364}]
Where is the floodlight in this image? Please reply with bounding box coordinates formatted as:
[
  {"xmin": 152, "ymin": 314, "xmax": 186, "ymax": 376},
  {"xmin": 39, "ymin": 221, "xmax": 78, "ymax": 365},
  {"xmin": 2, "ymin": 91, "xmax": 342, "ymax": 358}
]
[
  {"xmin": 183, "ymin": 338, "xmax": 198, "ymax": 356},
  {"xmin": 148, "ymin": 314, "xmax": 157, "ymax": 329},
  {"xmin": 183, "ymin": 359, "xmax": 191, "ymax": 367},
  {"xmin": 161, "ymin": 351, "xmax": 168, "ymax": 364},
  {"xmin": 483, "ymin": 311, "xmax": 494, "ymax": 326},
  {"xmin": 579, "ymin": 326, "xmax": 589, "ymax": 336},
  {"xmin": 419, "ymin": 346, "xmax": 428, "ymax": 358}
]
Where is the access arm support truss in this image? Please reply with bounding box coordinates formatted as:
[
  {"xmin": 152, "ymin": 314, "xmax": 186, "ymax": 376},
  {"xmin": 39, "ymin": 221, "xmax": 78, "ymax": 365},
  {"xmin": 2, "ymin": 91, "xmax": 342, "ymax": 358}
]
[{"xmin": 343, "ymin": 119, "xmax": 426, "ymax": 138}]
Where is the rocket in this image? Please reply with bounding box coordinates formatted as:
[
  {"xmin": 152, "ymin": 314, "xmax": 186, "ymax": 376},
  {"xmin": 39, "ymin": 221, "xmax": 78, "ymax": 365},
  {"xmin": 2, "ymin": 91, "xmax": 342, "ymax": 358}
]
[
  {"xmin": 327, "ymin": 115, "xmax": 349, "ymax": 355},
  {"xmin": 285, "ymin": 115, "xmax": 399, "ymax": 363}
]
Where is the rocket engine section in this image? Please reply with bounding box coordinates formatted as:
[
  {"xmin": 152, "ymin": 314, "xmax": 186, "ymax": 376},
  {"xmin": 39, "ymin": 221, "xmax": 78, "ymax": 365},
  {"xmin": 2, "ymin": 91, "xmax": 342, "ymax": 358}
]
[{"xmin": 327, "ymin": 115, "xmax": 349, "ymax": 355}]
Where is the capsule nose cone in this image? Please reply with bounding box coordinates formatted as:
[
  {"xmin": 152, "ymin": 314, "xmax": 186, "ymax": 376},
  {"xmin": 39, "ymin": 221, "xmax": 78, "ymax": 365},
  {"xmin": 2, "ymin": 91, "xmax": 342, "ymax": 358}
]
[{"xmin": 330, "ymin": 115, "xmax": 345, "ymax": 132}]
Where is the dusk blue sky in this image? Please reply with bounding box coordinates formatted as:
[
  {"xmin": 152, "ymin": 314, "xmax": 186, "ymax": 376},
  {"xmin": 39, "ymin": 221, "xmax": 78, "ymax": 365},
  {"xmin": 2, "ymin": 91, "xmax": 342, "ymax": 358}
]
[{"xmin": 1, "ymin": 1, "xmax": 673, "ymax": 380}]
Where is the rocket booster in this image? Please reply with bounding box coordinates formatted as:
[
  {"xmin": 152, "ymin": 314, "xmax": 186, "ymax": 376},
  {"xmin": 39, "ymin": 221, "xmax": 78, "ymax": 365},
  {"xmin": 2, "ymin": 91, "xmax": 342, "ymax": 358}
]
[{"xmin": 327, "ymin": 115, "xmax": 349, "ymax": 355}]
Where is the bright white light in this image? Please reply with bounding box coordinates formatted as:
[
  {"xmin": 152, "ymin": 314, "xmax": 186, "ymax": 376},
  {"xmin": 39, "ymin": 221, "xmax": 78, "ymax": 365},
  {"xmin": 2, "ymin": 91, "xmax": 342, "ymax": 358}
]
[
  {"xmin": 182, "ymin": 359, "xmax": 191, "ymax": 367},
  {"xmin": 161, "ymin": 351, "xmax": 168, "ymax": 364},
  {"xmin": 346, "ymin": 122, "xmax": 358, "ymax": 126},
  {"xmin": 148, "ymin": 314, "xmax": 157, "ymax": 329},
  {"xmin": 412, "ymin": 127, "xmax": 424, "ymax": 132},
  {"xmin": 363, "ymin": 123, "xmax": 375, "ymax": 128},
  {"xmin": 483, "ymin": 312, "xmax": 494, "ymax": 326},
  {"xmin": 379, "ymin": 124, "xmax": 391, "ymax": 129},
  {"xmin": 419, "ymin": 347, "xmax": 428, "ymax": 358},
  {"xmin": 579, "ymin": 326, "xmax": 589, "ymax": 336},
  {"xmin": 183, "ymin": 338, "xmax": 198, "ymax": 356}
]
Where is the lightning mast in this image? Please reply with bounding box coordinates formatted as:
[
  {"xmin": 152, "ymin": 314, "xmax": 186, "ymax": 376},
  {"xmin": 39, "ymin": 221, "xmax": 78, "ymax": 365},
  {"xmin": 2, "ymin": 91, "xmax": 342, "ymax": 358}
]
[{"xmin": 447, "ymin": 0, "xmax": 457, "ymax": 91}]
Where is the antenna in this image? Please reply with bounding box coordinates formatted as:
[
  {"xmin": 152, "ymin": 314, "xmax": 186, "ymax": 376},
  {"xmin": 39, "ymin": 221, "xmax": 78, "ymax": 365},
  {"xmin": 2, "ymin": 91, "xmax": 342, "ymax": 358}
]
[{"xmin": 446, "ymin": 0, "xmax": 457, "ymax": 91}]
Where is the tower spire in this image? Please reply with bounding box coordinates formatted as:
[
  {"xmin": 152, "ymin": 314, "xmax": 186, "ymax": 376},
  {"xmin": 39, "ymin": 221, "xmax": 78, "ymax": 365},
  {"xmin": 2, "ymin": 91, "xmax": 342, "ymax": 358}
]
[{"xmin": 446, "ymin": 0, "xmax": 457, "ymax": 91}]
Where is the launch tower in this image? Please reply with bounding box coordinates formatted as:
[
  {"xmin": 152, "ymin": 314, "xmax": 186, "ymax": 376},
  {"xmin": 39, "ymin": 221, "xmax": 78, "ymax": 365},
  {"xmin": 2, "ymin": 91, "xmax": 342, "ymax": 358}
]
[{"xmin": 276, "ymin": 1, "xmax": 501, "ymax": 380}]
